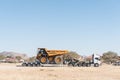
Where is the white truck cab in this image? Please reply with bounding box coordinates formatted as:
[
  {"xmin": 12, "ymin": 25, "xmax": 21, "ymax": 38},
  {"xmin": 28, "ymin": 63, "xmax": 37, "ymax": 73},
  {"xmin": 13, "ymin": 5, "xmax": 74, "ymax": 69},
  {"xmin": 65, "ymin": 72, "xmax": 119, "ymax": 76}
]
[{"xmin": 92, "ymin": 54, "xmax": 101, "ymax": 67}]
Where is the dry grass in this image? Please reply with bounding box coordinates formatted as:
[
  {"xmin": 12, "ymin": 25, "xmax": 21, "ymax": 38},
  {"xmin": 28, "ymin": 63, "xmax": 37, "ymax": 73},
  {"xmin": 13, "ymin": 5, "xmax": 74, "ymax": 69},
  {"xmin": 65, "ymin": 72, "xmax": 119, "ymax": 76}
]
[{"xmin": 0, "ymin": 63, "xmax": 120, "ymax": 80}]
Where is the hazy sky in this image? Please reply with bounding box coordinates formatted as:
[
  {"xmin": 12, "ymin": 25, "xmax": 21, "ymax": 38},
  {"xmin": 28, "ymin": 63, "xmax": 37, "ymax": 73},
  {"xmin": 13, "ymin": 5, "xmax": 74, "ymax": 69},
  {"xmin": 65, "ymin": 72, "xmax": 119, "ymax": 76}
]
[{"xmin": 0, "ymin": 0, "xmax": 120, "ymax": 56}]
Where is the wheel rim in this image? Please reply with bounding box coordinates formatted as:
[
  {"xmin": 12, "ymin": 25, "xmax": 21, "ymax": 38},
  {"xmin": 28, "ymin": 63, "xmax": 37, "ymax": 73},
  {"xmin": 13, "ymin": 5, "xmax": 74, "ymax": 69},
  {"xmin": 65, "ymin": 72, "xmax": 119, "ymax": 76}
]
[
  {"xmin": 40, "ymin": 57, "xmax": 47, "ymax": 64},
  {"xmin": 56, "ymin": 57, "xmax": 61, "ymax": 63},
  {"xmin": 55, "ymin": 56, "xmax": 62, "ymax": 64}
]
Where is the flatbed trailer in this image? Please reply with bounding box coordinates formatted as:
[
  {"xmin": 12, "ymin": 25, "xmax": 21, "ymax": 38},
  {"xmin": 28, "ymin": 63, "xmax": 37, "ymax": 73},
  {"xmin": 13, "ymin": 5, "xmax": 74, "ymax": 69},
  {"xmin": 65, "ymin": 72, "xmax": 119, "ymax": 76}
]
[
  {"xmin": 40, "ymin": 64, "xmax": 67, "ymax": 67},
  {"xmin": 22, "ymin": 62, "xmax": 68, "ymax": 67}
]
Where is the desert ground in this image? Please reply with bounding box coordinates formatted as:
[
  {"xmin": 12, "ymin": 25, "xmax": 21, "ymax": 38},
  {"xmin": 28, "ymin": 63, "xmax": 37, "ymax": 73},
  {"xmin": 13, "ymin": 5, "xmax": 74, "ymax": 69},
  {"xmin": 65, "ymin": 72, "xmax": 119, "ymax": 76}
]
[{"xmin": 0, "ymin": 63, "xmax": 120, "ymax": 80}]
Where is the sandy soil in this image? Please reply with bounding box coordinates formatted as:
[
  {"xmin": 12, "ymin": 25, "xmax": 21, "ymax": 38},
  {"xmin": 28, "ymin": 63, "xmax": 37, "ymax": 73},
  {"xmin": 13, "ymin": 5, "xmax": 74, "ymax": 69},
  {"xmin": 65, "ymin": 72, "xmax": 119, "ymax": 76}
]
[{"xmin": 0, "ymin": 63, "xmax": 120, "ymax": 80}]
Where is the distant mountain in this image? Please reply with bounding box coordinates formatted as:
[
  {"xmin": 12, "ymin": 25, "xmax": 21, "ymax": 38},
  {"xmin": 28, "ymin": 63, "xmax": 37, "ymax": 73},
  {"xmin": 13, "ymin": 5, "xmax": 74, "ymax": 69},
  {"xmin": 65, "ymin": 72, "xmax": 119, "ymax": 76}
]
[{"xmin": 0, "ymin": 51, "xmax": 29, "ymax": 60}]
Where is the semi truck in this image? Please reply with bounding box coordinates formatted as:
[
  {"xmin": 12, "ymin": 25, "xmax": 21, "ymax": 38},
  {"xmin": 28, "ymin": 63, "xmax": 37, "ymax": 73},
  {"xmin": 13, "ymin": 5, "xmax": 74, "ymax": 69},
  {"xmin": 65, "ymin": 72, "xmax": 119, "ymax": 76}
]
[{"xmin": 22, "ymin": 48, "xmax": 101, "ymax": 67}]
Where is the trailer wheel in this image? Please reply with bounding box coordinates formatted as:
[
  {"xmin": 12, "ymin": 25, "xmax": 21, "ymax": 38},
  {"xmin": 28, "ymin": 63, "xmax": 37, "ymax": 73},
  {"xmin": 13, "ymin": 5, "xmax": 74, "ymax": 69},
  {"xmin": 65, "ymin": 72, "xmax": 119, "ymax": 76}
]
[
  {"xmin": 74, "ymin": 64, "xmax": 79, "ymax": 67},
  {"xmin": 82, "ymin": 63, "xmax": 86, "ymax": 67},
  {"xmin": 28, "ymin": 63, "xmax": 32, "ymax": 67},
  {"xmin": 78, "ymin": 63, "xmax": 81, "ymax": 67},
  {"xmin": 32, "ymin": 63, "xmax": 36, "ymax": 67},
  {"xmin": 86, "ymin": 63, "xmax": 91, "ymax": 67},
  {"xmin": 68, "ymin": 63, "xmax": 74, "ymax": 67},
  {"xmin": 94, "ymin": 63, "xmax": 99, "ymax": 67},
  {"xmin": 36, "ymin": 63, "xmax": 40, "ymax": 67},
  {"xmin": 22, "ymin": 63, "xmax": 27, "ymax": 67}
]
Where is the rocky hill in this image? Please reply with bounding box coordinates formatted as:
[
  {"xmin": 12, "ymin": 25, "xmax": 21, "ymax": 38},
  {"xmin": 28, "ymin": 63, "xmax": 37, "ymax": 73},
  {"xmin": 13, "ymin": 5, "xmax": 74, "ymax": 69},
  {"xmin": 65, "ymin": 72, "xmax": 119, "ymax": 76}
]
[{"xmin": 0, "ymin": 51, "xmax": 28, "ymax": 60}]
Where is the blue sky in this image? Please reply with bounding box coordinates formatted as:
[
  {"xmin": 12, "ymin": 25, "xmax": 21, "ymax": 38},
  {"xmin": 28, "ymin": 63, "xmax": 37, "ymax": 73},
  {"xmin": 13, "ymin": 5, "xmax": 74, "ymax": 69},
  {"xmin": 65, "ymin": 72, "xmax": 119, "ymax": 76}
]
[{"xmin": 0, "ymin": 0, "xmax": 120, "ymax": 56}]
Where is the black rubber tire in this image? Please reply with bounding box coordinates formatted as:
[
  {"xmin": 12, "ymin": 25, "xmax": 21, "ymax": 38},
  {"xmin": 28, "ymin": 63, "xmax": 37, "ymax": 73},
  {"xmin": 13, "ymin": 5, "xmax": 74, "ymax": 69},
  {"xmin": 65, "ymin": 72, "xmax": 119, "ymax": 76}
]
[
  {"xmin": 28, "ymin": 63, "xmax": 32, "ymax": 67},
  {"xmin": 78, "ymin": 64, "xmax": 81, "ymax": 67},
  {"xmin": 68, "ymin": 63, "xmax": 74, "ymax": 67},
  {"xmin": 36, "ymin": 64, "xmax": 40, "ymax": 67},
  {"xmin": 82, "ymin": 63, "xmax": 86, "ymax": 67},
  {"xmin": 94, "ymin": 63, "xmax": 99, "ymax": 67},
  {"xmin": 22, "ymin": 63, "xmax": 27, "ymax": 67},
  {"xmin": 86, "ymin": 63, "xmax": 91, "ymax": 67},
  {"xmin": 77, "ymin": 62, "xmax": 82, "ymax": 67},
  {"xmin": 32, "ymin": 63, "xmax": 36, "ymax": 67},
  {"xmin": 74, "ymin": 64, "xmax": 79, "ymax": 67}
]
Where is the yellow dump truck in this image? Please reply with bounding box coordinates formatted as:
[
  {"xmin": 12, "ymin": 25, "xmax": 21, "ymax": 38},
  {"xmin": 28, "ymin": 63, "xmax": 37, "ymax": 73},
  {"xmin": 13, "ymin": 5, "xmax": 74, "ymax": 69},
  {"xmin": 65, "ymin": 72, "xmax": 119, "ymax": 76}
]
[{"xmin": 36, "ymin": 48, "xmax": 68, "ymax": 64}]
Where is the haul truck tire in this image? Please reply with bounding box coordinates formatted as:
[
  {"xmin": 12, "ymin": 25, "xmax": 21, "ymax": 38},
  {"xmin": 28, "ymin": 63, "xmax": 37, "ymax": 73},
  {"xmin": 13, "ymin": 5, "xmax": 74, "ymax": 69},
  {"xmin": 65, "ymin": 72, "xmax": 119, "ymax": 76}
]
[
  {"xmin": 40, "ymin": 56, "xmax": 47, "ymax": 64},
  {"xmin": 54, "ymin": 56, "xmax": 63, "ymax": 64},
  {"xmin": 48, "ymin": 57, "xmax": 54, "ymax": 63}
]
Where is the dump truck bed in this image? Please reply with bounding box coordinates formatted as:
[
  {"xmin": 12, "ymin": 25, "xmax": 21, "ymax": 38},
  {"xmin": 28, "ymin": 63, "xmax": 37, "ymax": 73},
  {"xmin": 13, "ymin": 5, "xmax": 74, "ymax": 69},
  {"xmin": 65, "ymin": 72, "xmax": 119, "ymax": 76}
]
[{"xmin": 46, "ymin": 50, "xmax": 68, "ymax": 56}]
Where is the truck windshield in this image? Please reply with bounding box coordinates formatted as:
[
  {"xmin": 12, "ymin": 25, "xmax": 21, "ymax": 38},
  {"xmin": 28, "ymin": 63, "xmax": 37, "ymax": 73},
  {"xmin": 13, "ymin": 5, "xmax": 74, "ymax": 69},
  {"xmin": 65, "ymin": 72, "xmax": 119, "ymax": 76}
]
[{"xmin": 95, "ymin": 58, "xmax": 100, "ymax": 61}]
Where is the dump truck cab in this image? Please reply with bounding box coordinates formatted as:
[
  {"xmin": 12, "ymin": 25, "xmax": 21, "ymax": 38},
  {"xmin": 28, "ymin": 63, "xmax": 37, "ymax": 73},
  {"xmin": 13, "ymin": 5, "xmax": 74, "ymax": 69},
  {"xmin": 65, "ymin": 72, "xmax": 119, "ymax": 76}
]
[
  {"xmin": 36, "ymin": 48, "xmax": 68, "ymax": 64},
  {"xmin": 37, "ymin": 48, "xmax": 48, "ymax": 56}
]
